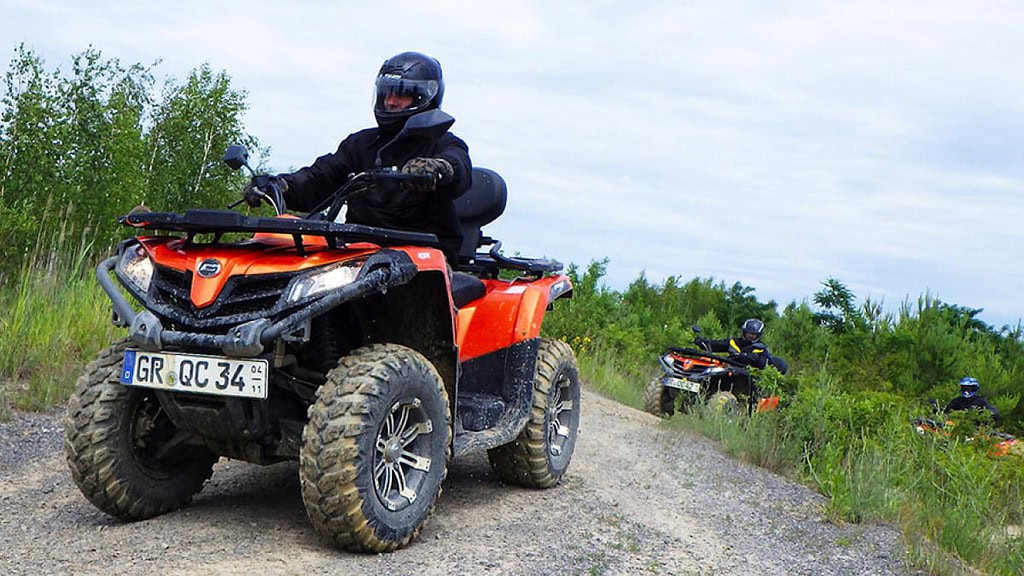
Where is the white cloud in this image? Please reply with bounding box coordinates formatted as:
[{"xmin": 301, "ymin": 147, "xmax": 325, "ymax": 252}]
[{"xmin": 2, "ymin": 0, "xmax": 1023, "ymax": 327}]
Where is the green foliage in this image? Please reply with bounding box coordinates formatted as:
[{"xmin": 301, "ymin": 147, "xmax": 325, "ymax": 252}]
[
  {"xmin": 145, "ymin": 64, "xmax": 258, "ymax": 212},
  {"xmin": 0, "ymin": 45, "xmax": 258, "ymax": 281},
  {"xmin": 0, "ymin": 44, "xmax": 259, "ymax": 417},
  {"xmin": 813, "ymin": 277, "xmax": 865, "ymax": 334},
  {"xmin": 542, "ymin": 261, "xmax": 781, "ymax": 384},
  {"xmin": 769, "ymin": 301, "xmax": 828, "ymax": 373},
  {"xmin": 542, "ymin": 263, "xmax": 1023, "ymax": 575},
  {"xmin": 0, "ymin": 212, "xmax": 119, "ymax": 415}
]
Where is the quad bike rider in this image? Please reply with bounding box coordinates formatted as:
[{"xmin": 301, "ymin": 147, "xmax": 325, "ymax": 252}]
[
  {"xmin": 943, "ymin": 377, "xmax": 1001, "ymax": 422},
  {"xmin": 643, "ymin": 319, "xmax": 788, "ymax": 417},
  {"xmin": 913, "ymin": 377, "xmax": 1020, "ymax": 457},
  {"xmin": 63, "ymin": 59, "xmax": 580, "ymax": 553}
]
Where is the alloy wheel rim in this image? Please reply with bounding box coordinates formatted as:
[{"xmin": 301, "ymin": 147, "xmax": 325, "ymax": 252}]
[
  {"xmin": 547, "ymin": 373, "xmax": 575, "ymax": 458},
  {"xmin": 374, "ymin": 397, "xmax": 434, "ymax": 512}
]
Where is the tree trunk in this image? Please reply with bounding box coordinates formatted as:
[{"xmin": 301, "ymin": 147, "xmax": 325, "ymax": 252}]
[{"xmin": 192, "ymin": 126, "xmax": 214, "ymax": 196}]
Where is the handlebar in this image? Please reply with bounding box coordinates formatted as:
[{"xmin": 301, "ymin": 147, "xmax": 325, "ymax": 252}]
[
  {"xmin": 370, "ymin": 169, "xmax": 435, "ymax": 182},
  {"xmin": 320, "ymin": 168, "xmax": 433, "ymax": 222},
  {"xmin": 223, "ymin": 144, "xmax": 436, "ymax": 218},
  {"xmin": 229, "ymin": 174, "xmax": 288, "ymax": 215}
]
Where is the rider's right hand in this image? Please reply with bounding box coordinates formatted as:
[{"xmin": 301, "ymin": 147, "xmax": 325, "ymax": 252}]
[{"xmin": 243, "ymin": 179, "xmax": 263, "ymax": 208}]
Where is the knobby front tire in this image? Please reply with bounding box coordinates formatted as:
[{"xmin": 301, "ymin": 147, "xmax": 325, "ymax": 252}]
[
  {"xmin": 300, "ymin": 343, "xmax": 451, "ymax": 552},
  {"xmin": 64, "ymin": 340, "xmax": 217, "ymax": 521}
]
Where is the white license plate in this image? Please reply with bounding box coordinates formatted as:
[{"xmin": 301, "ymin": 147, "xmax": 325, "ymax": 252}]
[
  {"xmin": 120, "ymin": 350, "xmax": 269, "ymax": 399},
  {"xmin": 661, "ymin": 377, "xmax": 702, "ymax": 393}
]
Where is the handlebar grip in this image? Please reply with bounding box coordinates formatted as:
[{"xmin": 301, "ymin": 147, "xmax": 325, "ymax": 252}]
[{"xmin": 385, "ymin": 172, "xmax": 434, "ymax": 182}]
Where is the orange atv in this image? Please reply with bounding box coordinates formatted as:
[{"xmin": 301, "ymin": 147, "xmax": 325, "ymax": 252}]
[
  {"xmin": 643, "ymin": 327, "xmax": 781, "ymax": 417},
  {"xmin": 913, "ymin": 414, "xmax": 1021, "ymax": 458},
  {"xmin": 64, "ymin": 110, "xmax": 579, "ymax": 552}
]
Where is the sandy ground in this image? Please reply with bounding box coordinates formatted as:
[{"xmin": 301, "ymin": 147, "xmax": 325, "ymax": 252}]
[{"xmin": 0, "ymin": 388, "xmax": 918, "ymax": 575}]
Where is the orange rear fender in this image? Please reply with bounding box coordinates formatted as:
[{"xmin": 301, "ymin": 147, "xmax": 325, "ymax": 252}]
[
  {"xmin": 756, "ymin": 396, "xmax": 780, "ymax": 412},
  {"xmin": 456, "ymin": 275, "xmax": 571, "ymax": 362}
]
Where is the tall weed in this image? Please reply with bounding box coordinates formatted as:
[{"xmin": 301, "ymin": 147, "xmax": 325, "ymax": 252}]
[
  {"xmin": 0, "ymin": 211, "xmax": 118, "ymax": 416},
  {"xmin": 664, "ymin": 378, "xmax": 1024, "ymax": 575}
]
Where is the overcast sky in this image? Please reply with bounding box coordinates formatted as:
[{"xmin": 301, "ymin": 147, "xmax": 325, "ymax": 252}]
[{"xmin": 3, "ymin": 1, "xmax": 1023, "ymax": 328}]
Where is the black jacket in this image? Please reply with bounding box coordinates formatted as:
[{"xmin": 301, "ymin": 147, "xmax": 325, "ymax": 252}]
[
  {"xmin": 281, "ymin": 127, "xmax": 472, "ymax": 263},
  {"xmin": 702, "ymin": 336, "xmax": 770, "ymax": 369},
  {"xmin": 945, "ymin": 395, "xmax": 1001, "ymax": 421}
]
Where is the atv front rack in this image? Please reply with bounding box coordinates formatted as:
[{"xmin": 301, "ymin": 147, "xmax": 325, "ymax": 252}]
[
  {"xmin": 666, "ymin": 347, "xmax": 753, "ymax": 369},
  {"xmin": 122, "ymin": 209, "xmax": 441, "ymax": 254}
]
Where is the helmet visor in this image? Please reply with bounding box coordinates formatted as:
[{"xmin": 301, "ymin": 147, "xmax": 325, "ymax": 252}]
[{"xmin": 374, "ymin": 75, "xmax": 440, "ymax": 115}]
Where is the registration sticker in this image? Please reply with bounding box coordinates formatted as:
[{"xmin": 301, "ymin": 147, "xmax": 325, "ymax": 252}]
[{"xmin": 121, "ymin": 350, "xmax": 269, "ymax": 399}]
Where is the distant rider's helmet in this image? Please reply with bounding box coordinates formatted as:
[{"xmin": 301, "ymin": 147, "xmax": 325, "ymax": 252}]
[
  {"xmin": 959, "ymin": 376, "xmax": 980, "ymax": 398},
  {"xmin": 740, "ymin": 318, "xmax": 765, "ymax": 342},
  {"xmin": 373, "ymin": 51, "xmax": 445, "ymax": 133}
]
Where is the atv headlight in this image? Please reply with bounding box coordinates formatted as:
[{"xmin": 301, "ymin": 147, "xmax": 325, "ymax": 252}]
[
  {"xmin": 116, "ymin": 243, "xmax": 154, "ymax": 293},
  {"xmin": 286, "ymin": 261, "xmax": 363, "ymax": 303}
]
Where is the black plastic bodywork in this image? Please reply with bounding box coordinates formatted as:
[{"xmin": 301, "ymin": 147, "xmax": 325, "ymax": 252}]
[{"xmin": 453, "ymin": 338, "xmax": 538, "ymax": 457}]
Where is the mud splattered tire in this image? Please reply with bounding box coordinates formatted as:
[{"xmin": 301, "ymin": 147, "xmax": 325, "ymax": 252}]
[
  {"xmin": 300, "ymin": 344, "xmax": 451, "ymax": 552},
  {"xmin": 643, "ymin": 378, "xmax": 681, "ymax": 417},
  {"xmin": 707, "ymin": 391, "xmax": 740, "ymax": 414},
  {"xmin": 488, "ymin": 338, "xmax": 580, "ymax": 488},
  {"xmin": 64, "ymin": 340, "xmax": 218, "ymax": 520}
]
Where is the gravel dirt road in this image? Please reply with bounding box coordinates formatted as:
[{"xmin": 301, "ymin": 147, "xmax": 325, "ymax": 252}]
[{"xmin": 1, "ymin": 388, "xmax": 918, "ymax": 575}]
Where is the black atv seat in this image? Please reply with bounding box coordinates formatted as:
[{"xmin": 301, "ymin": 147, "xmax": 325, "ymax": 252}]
[
  {"xmin": 454, "ymin": 167, "xmax": 507, "ymax": 265},
  {"xmin": 448, "ymin": 167, "xmax": 506, "ymax": 306},
  {"xmin": 451, "ymin": 271, "xmax": 486, "ymax": 308}
]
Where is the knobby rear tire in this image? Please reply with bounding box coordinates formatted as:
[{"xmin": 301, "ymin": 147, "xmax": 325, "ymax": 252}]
[{"xmin": 488, "ymin": 338, "xmax": 581, "ymax": 488}]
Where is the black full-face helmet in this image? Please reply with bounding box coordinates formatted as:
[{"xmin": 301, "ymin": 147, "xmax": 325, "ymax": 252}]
[
  {"xmin": 373, "ymin": 51, "xmax": 445, "ymax": 132},
  {"xmin": 740, "ymin": 318, "xmax": 765, "ymax": 341}
]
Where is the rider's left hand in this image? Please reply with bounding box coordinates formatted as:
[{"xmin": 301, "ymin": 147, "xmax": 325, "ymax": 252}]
[
  {"xmin": 401, "ymin": 157, "xmax": 454, "ymax": 191},
  {"xmin": 270, "ymin": 175, "xmax": 289, "ymax": 195}
]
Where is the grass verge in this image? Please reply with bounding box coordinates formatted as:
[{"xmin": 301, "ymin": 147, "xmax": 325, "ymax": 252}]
[{"xmin": 0, "ymin": 226, "xmax": 119, "ymax": 420}]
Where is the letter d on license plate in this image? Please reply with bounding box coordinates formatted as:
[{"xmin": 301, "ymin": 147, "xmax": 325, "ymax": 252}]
[{"xmin": 121, "ymin": 349, "xmax": 269, "ymax": 399}]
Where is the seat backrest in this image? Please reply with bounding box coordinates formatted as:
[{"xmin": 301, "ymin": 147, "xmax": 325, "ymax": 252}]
[{"xmin": 453, "ymin": 167, "xmax": 507, "ymax": 262}]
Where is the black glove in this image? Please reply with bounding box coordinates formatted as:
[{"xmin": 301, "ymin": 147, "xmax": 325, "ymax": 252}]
[
  {"xmin": 401, "ymin": 157, "xmax": 454, "ymax": 191},
  {"xmin": 694, "ymin": 337, "xmax": 709, "ymax": 350},
  {"xmin": 243, "ymin": 176, "xmax": 289, "ymax": 208},
  {"xmin": 243, "ymin": 179, "xmax": 264, "ymax": 208}
]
